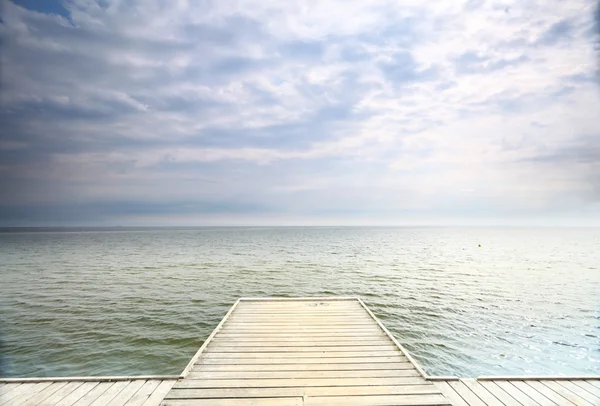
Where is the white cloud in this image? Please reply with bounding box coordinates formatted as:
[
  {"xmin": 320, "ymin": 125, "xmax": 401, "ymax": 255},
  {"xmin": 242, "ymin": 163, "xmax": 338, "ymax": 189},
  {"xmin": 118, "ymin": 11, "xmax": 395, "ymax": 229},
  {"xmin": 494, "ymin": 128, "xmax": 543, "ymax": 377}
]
[{"xmin": 1, "ymin": 0, "xmax": 599, "ymax": 224}]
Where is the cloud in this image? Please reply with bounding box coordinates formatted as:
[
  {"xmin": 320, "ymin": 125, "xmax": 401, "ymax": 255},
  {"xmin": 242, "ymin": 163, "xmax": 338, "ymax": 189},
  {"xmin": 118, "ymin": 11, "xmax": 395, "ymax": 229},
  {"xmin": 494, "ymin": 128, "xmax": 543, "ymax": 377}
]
[{"xmin": 0, "ymin": 0, "xmax": 599, "ymax": 225}]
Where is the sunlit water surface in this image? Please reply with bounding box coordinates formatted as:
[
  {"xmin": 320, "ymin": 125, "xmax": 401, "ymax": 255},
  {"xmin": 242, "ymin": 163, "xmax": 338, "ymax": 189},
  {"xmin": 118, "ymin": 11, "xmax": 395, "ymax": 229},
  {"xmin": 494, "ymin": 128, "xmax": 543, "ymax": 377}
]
[{"xmin": 1, "ymin": 227, "xmax": 598, "ymax": 378}]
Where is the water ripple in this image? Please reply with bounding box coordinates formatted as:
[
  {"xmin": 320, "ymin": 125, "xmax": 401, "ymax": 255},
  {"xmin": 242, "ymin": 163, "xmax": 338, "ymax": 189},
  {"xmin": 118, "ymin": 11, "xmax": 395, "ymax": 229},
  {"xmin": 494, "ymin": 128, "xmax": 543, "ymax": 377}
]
[{"xmin": 1, "ymin": 227, "xmax": 599, "ymax": 378}]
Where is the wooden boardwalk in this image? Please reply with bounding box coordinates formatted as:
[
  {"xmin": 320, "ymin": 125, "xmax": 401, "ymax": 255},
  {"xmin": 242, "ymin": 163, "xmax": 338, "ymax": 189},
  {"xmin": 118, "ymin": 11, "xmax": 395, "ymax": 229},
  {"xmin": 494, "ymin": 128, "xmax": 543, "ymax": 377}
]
[
  {"xmin": 2, "ymin": 297, "xmax": 599, "ymax": 405},
  {"xmin": 434, "ymin": 378, "xmax": 600, "ymax": 406},
  {"xmin": 162, "ymin": 297, "xmax": 451, "ymax": 405},
  {"xmin": 0, "ymin": 377, "xmax": 177, "ymax": 406}
]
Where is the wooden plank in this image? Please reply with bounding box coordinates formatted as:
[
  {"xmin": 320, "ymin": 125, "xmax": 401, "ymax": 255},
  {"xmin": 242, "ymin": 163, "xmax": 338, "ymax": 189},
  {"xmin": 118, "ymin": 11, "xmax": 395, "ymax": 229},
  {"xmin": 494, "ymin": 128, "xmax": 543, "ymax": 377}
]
[
  {"xmin": 72, "ymin": 382, "xmax": 115, "ymax": 406},
  {"xmin": 306, "ymin": 394, "xmax": 450, "ymax": 405},
  {"xmin": 162, "ymin": 398, "xmax": 304, "ymax": 406},
  {"xmin": 196, "ymin": 356, "xmax": 405, "ymax": 365},
  {"xmin": 166, "ymin": 384, "xmax": 441, "ymax": 398},
  {"xmin": 192, "ymin": 362, "xmax": 417, "ymax": 372},
  {"xmin": 231, "ymin": 311, "xmax": 360, "ymax": 319},
  {"xmin": 202, "ymin": 351, "xmax": 401, "ymax": 359},
  {"xmin": 479, "ymin": 381, "xmax": 523, "ymax": 405},
  {"xmin": 448, "ymin": 381, "xmax": 488, "ymax": 406},
  {"xmin": 186, "ymin": 369, "xmax": 421, "ymax": 379},
  {"xmin": 0, "ymin": 383, "xmax": 21, "ymax": 396},
  {"xmin": 214, "ymin": 333, "xmax": 389, "ymax": 338},
  {"xmin": 238, "ymin": 296, "xmax": 359, "ymax": 300},
  {"xmin": 571, "ymin": 380, "xmax": 600, "ymax": 398},
  {"xmin": 211, "ymin": 336, "xmax": 391, "ymax": 347},
  {"xmin": 495, "ymin": 380, "xmax": 541, "ymax": 405},
  {"xmin": 88, "ymin": 381, "xmax": 131, "ymax": 406},
  {"xmin": 53, "ymin": 382, "xmax": 100, "ymax": 406},
  {"xmin": 226, "ymin": 318, "xmax": 376, "ymax": 323},
  {"xmin": 123, "ymin": 380, "xmax": 161, "ymax": 406},
  {"xmin": 542, "ymin": 381, "xmax": 594, "ymax": 406},
  {"xmin": 554, "ymin": 380, "xmax": 599, "ymax": 405},
  {"xmin": 227, "ymin": 317, "xmax": 376, "ymax": 322},
  {"xmin": 19, "ymin": 381, "xmax": 69, "ymax": 406},
  {"xmin": 434, "ymin": 381, "xmax": 470, "ymax": 406},
  {"xmin": 37, "ymin": 382, "xmax": 85, "ymax": 406},
  {"xmin": 510, "ymin": 381, "xmax": 558, "ymax": 405},
  {"xmin": 218, "ymin": 327, "xmax": 380, "ymax": 332},
  {"xmin": 228, "ymin": 314, "xmax": 375, "ymax": 320},
  {"xmin": 0, "ymin": 382, "xmax": 52, "ymax": 406},
  {"xmin": 141, "ymin": 380, "xmax": 176, "ymax": 406},
  {"xmin": 234, "ymin": 305, "xmax": 361, "ymax": 311},
  {"xmin": 175, "ymin": 376, "xmax": 428, "ymax": 389},
  {"xmin": 236, "ymin": 300, "xmax": 359, "ymax": 305},
  {"xmin": 587, "ymin": 380, "xmax": 600, "ymax": 389},
  {"xmin": 206, "ymin": 345, "xmax": 397, "ymax": 352},
  {"xmin": 525, "ymin": 381, "xmax": 576, "ymax": 406},
  {"xmin": 106, "ymin": 380, "xmax": 147, "ymax": 406},
  {"xmin": 460, "ymin": 379, "xmax": 505, "ymax": 406}
]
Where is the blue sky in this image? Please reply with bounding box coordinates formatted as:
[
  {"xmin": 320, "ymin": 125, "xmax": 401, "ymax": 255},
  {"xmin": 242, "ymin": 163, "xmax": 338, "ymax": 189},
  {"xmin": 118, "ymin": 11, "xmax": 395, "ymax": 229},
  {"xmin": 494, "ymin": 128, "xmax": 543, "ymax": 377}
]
[{"xmin": 1, "ymin": 0, "xmax": 599, "ymax": 226}]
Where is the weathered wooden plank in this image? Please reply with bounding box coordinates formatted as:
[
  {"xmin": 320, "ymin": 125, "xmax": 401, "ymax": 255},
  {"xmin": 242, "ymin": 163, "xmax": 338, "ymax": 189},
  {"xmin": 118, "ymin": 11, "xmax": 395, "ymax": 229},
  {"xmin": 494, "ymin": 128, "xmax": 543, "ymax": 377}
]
[
  {"xmin": 234, "ymin": 305, "xmax": 360, "ymax": 311},
  {"xmin": 186, "ymin": 369, "xmax": 421, "ymax": 380},
  {"xmin": 105, "ymin": 380, "xmax": 147, "ymax": 406},
  {"xmin": 479, "ymin": 381, "xmax": 523, "ymax": 405},
  {"xmin": 202, "ymin": 350, "xmax": 401, "ymax": 359},
  {"xmin": 460, "ymin": 379, "xmax": 505, "ymax": 406},
  {"xmin": 587, "ymin": 380, "xmax": 600, "ymax": 389},
  {"xmin": 510, "ymin": 381, "xmax": 558, "ymax": 405},
  {"xmin": 123, "ymin": 380, "xmax": 161, "ymax": 406},
  {"xmin": 542, "ymin": 381, "xmax": 594, "ymax": 406},
  {"xmin": 553, "ymin": 380, "xmax": 599, "ymax": 405},
  {"xmin": 141, "ymin": 380, "xmax": 176, "ymax": 406},
  {"xmin": 0, "ymin": 382, "xmax": 52, "ymax": 406},
  {"xmin": 571, "ymin": 380, "xmax": 600, "ymax": 398},
  {"xmin": 72, "ymin": 382, "xmax": 115, "ymax": 406},
  {"xmin": 162, "ymin": 398, "xmax": 304, "ymax": 406},
  {"xmin": 218, "ymin": 327, "xmax": 380, "ymax": 333},
  {"xmin": 196, "ymin": 356, "xmax": 404, "ymax": 365},
  {"xmin": 175, "ymin": 376, "xmax": 428, "ymax": 389},
  {"xmin": 166, "ymin": 384, "xmax": 440, "ymax": 398},
  {"xmin": 214, "ymin": 333, "xmax": 389, "ymax": 339},
  {"xmin": 206, "ymin": 345, "xmax": 397, "ymax": 352},
  {"xmin": 88, "ymin": 381, "xmax": 131, "ymax": 406},
  {"xmin": 0, "ymin": 383, "xmax": 21, "ymax": 396},
  {"xmin": 36, "ymin": 381, "xmax": 84, "ymax": 406},
  {"xmin": 212, "ymin": 337, "xmax": 390, "ymax": 344},
  {"xmin": 228, "ymin": 315, "xmax": 375, "ymax": 321},
  {"xmin": 192, "ymin": 362, "xmax": 417, "ymax": 372},
  {"xmin": 235, "ymin": 300, "xmax": 359, "ymax": 305},
  {"xmin": 305, "ymin": 394, "xmax": 450, "ymax": 406},
  {"xmin": 434, "ymin": 381, "xmax": 470, "ymax": 406},
  {"xmin": 228, "ymin": 314, "xmax": 375, "ymax": 320},
  {"xmin": 495, "ymin": 380, "xmax": 541, "ymax": 405},
  {"xmin": 18, "ymin": 381, "xmax": 69, "ymax": 406},
  {"xmin": 226, "ymin": 319, "xmax": 376, "ymax": 325},
  {"xmin": 448, "ymin": 381, "xmax": 487, "ymax": 406},
  {"xmin": 525, "ymin": 381, "xmax": 576, "ymax": 406},
  {"xmin": 53, "ymin": 382, "xmax": 100, "ymax": 406}
]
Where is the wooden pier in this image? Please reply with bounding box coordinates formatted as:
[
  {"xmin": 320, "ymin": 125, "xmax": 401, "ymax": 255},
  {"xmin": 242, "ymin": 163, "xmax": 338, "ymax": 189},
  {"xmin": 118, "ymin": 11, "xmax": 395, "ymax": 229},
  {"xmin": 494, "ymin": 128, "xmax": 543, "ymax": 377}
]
[{"xmin": 1, "ymin": 297, "xmax": 599, "ymax": 405}]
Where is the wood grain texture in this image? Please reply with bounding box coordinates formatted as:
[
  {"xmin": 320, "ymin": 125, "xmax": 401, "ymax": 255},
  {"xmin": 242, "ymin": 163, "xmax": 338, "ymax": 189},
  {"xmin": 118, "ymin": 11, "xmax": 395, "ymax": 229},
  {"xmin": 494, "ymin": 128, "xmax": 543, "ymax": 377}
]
[{"xmin": 159, "ymin": 298, "xmax": 451, "ymax": 405}]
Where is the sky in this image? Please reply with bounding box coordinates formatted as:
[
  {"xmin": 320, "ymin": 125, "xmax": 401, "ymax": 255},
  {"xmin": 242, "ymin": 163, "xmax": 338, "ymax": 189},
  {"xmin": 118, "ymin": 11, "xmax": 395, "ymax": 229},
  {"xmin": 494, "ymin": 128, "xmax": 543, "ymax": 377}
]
[{"xmin": 0, "ymin": 0, "xmax": 599, "ymax": 226}]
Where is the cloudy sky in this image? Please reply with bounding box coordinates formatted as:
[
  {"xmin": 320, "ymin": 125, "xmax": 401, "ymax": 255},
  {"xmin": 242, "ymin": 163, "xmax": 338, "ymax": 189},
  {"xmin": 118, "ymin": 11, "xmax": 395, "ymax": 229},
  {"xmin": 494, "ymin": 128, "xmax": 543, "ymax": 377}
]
[{"xmin": 1, "ymin": 0, "xmax": 599, "ymax": 226}]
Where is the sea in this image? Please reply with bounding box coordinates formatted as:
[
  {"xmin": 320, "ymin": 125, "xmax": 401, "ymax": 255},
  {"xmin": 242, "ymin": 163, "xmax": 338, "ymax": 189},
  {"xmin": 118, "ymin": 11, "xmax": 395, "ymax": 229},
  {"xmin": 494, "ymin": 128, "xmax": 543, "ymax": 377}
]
[{"xmin": 1, "ymin": 227, "xmax": 598, "ymax": 378}]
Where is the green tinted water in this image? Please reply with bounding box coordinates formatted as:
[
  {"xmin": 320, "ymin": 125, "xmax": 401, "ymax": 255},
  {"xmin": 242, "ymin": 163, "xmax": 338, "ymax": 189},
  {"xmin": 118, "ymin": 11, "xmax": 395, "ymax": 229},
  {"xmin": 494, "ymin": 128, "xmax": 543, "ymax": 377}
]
[{"xmin": 1, "ymin": 227, "xmax": 598, "ymax": 378}]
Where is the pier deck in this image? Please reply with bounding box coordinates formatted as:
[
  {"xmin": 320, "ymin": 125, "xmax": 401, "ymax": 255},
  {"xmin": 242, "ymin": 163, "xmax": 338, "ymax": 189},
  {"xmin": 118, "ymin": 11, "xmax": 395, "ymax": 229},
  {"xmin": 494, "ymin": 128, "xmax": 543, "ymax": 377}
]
[
  {"xmin": 163, "ymin": 297, "xmax": 449, "ymax": 405},
  {"xmin": 1, "ymin": 297, "xmax": 599, "ymax": 405}
]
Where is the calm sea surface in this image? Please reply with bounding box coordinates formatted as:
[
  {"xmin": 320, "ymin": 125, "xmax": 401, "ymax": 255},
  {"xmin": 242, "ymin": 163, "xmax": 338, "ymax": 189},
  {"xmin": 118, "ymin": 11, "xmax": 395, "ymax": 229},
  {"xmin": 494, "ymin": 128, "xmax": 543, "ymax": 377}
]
[{"xmin": 1, "ymin": 227, "xmax": 599, "ymax": 378}]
